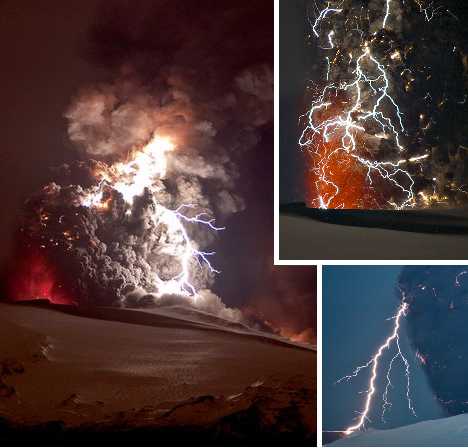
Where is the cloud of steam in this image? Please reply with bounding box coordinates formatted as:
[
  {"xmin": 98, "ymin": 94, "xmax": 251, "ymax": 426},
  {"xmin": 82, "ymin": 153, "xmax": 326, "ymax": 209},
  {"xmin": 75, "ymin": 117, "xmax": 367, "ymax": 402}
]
[{"xmin": 399, "ymin": 266, "xmax": 468, "ymax": 415}]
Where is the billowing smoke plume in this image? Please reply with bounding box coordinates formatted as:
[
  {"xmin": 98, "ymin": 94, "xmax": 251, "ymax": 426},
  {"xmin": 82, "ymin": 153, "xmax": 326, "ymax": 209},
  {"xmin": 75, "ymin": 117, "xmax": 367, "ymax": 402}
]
[
  {"xmin": 399, "ymin": 266, "xmax": 468, "ymax": 415},
  {"xmin": 7, "ymin": 0, "xmax": 273, "ymax": 323},
  {"xmin": 243, "ymin": 266, "xmax": 317, "ymax": 343},
  {"xmin": 303, "ymin": 0, "xmax": 467, "ymax": 209}
]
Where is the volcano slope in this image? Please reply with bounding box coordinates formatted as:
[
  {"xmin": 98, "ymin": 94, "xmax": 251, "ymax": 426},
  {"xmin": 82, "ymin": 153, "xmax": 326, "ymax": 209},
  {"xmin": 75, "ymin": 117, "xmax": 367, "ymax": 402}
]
[{"xmin": 0, "ymin": 301, "xmax": 316, "ymax": 446}]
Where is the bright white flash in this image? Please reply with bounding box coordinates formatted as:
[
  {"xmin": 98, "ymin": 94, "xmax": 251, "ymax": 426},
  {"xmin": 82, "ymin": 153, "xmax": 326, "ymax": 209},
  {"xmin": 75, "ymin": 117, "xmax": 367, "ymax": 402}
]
[{"xmin": 81, "ymin": 135, "xmax": 223, "ymax": 300}]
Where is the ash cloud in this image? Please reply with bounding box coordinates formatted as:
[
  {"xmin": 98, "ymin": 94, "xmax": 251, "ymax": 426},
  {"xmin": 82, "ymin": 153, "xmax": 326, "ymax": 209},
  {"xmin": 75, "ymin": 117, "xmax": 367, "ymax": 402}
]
[
  {"xmin": 65, "ymin": 0, "xmax": 274, "ymax": 217},
  {"xmin": 7, "ymin": 0, "xmax": 273, "ymax": 325},
  {"xmin": 399, "ymin": 266, "xmax": 468, "ymax": 415},
  {"xmin": 243, "ymin": 265, "xmax": 317, "ymax": 343}
]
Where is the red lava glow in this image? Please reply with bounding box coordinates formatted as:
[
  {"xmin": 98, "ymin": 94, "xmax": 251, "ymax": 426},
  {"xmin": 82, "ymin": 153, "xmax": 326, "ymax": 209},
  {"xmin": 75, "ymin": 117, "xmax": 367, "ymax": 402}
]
[
  {"xmin": 8, "ymin": 247, "xmax": 75, "ymax": 305},
  {"xmin": 302, "ymin": 92, "xmax": 383, "ymax": 209},
  {"xmin": 305, "ymin": 139, "xmax": 380, "ymax": 209}
]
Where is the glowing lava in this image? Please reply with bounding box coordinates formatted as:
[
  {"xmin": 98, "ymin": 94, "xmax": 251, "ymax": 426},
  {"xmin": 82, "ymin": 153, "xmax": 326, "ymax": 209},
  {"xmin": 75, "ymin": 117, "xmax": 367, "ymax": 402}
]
[{"xmin": 302, "ymin": 92, "xmax": 383, "ymax": 209}]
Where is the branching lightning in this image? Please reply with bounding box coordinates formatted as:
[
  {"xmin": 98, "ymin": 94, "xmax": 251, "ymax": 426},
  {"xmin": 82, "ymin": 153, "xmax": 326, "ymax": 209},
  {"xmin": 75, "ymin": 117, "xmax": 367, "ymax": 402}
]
[
  {"xmin": 301, "ymin": 0, "xmax": 457, "ymax": 209},
  {"xmin": 311, "ymin": 4, "xmax": 343, "ymax": 38},
  {"xmin": 336, "ymin": 301, "xmax": 416, "ymax": 435},
  {"xmin": 81, "ymin": 135, "xmax": 224, "ymax": 300}
]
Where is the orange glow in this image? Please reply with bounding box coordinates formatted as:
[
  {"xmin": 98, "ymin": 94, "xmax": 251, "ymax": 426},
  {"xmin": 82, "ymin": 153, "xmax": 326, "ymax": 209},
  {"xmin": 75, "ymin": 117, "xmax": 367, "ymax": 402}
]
[
  {"xmin": 279, "ymin": 327, "xmax": 316, "ymax": 345},
  {"xmin": 305, "ymin": 140, "xmax": 380, "ymax": 209},
  {"xmin": 302, "ymin": 91, "xmax": 382, "ymax": 209}
]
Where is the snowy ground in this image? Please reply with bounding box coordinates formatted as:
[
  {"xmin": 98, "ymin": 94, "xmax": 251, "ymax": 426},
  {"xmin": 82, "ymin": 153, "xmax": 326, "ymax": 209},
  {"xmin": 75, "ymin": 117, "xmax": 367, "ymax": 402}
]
[
  {"xmin": 279, "ymin": 211, "xmax": 468, "ymax": 260},
  {"xmin": 328, "ymin": 414, "xmax": 468, "ymax": 447},
  {"xmin": 0, "ymin": 302, "xmax": 316, "ymax": 444}
]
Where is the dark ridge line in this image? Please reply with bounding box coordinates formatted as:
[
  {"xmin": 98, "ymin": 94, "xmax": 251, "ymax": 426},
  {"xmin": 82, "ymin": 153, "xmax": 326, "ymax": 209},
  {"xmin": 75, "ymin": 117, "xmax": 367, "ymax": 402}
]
[
  {"xmin": 0, "ymin": 416, "xmax": 316, "ymax": 447},
  {"xmin": 280, "ymin": 202, "xmax": 468, "ymax": 235}
]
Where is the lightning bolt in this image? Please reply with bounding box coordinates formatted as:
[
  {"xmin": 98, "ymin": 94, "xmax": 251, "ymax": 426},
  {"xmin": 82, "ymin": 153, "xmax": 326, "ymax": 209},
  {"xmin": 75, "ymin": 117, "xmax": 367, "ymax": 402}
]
[
  {"xmin": 81, "ymin": 136, "xmax": 224, "ymax": 301},
  {"xmin": 414, "ymin": 0, "xmax": 446, "ymax": 22},
  {"xmin": 310, "ymin": 4, "xmax": 343, "ymax": 38},
  {"xmin": 382, "ymin": 0, "xmax": 392, "ymax": 29},
  {"xmin": 166, "ymin": 204, "xmax": 225, "ymax": 298},
  {"xmin": 455, "ymin": 270, "xmax": 468, "ymax": 287},
  {"xmin": 336, "ymin": 301, "xmax": 416, "ymax": 435},
  {"xmin": 300, "ymin": 0, "xmax": 445, "ymax": 209}
]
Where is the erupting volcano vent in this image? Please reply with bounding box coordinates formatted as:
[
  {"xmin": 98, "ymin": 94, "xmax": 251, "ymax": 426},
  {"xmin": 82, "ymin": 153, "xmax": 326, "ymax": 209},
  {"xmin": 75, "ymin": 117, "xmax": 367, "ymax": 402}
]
[
  {"xmin": 6, "ymin": 52, "xmax": 274, "ymax": 321},
  {"xmin": 2, "ymin": 0, "xmax": 303, "ymax": 335},
  {"xmin": 301, "ymin": 0, "xmax": 467, "ymax": 209},
  {"xmin": 10, "ymin": 133, "xmax": 240, "ymax": 318}
]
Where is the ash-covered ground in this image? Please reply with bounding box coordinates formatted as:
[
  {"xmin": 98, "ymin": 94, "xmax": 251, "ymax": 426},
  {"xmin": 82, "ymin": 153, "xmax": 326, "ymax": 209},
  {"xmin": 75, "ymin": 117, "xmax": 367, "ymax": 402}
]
[{"xmin": 0, "ymin": 301, "xmax": 316, "ymax": 446}]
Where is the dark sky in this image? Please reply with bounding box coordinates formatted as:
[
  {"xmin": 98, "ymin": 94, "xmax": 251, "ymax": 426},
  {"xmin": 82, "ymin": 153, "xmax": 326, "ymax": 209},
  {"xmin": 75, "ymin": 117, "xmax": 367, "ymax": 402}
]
[
  {"xmin": 0, "ymin": 0, "xmax": 101, "ymax": 265},
  {"xmin": 399, "ymin": 266, "xmax": 468, "ymax": 416},
  {"xmin": 0, "ymin": 0, "xmax": 316, "ymax": 338},
  {"xmin": 323, "ymin": 266, "xmax": 444, "ymax": 438},
  {"xmin": 279, "ymin": 0, "xmax": 312, "ymax": 204}
]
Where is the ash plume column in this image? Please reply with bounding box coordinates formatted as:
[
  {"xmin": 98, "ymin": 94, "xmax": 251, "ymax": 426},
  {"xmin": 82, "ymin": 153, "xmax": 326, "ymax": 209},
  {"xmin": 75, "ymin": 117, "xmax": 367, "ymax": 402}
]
[
  {"xmin": 5, "ymin": 0, "xmax": 274, "ymax": 324},
  {"xmin": 399, "ymin": 266, "xmax": 468, "ymax": 416},
  {"xmin": 300, "ymin": 0, "xmax": 467, "ymax": 209}
]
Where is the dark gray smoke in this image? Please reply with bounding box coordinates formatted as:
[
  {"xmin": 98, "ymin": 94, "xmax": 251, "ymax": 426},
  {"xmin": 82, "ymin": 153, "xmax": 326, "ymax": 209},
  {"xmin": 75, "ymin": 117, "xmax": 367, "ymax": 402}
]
[{"xmin": 399, "ymin": 265, "xmax": 468, "ymax": 415}]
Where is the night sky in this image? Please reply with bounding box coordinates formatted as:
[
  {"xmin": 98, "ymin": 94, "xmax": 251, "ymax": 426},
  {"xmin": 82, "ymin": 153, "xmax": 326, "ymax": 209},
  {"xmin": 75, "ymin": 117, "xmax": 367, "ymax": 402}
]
[
  {"xmin": 0, "ymin": 0, "xmax": 316, "ymax": 340},
  {"xmin": 279, "ymin": 0, "xmax": 312, "ymax": 204},
  {"xmin": 323, "ymin": 266, "xmax": 445, "ymax": 440}
]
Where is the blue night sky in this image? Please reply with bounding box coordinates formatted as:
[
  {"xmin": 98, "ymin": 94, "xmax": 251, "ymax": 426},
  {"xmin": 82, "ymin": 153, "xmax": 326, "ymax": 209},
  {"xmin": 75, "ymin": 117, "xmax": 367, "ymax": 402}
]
[{"xmin": 323, "ymin": 266, "xmax": 446, "ymax": 434}]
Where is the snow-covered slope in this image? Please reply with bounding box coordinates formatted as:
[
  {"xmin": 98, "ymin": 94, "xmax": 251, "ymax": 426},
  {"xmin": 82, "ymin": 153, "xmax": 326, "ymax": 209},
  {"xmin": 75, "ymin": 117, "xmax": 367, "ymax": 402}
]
[
  {"xmin": 329, "ymin": 414, "xmax": 468, "ymax": 447},
  {"xmin": 279, "ymin": 212, "xmax": 468, "ymax": 260}
]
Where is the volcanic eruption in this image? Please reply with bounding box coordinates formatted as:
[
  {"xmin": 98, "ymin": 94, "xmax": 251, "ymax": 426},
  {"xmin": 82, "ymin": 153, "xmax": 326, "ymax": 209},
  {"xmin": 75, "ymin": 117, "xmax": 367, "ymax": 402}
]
[
  {"xmin": 5, "ymin": 49, "xmax": 275, "ymax": 325},
  {"xmin": 1, "ymin": 0, "xmax": 281, "ymax": 323},
  {"xmin": 300, "ymin": 0, "xmax": 467, "ymax": 210},
  {"xmin": 0, "ymin": 2, "xmax": 318, "ymax": 445},
  {"xmin": 8, "ymin": 132, "xmax": 243, "ymax": 318}
]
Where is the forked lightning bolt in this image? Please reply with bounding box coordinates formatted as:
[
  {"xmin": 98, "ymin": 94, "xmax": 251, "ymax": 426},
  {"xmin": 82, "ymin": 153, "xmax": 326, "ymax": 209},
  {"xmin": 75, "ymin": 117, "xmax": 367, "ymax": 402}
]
[
  {"xmin": 336, "ymin": 302, "xmax": 416, "ymax": 434},
  {"xmin": 82, "ymin": 135, "xmax": 224, "ymax": 300},
  {"xmin": 300, "ymin": 0, "xmax": 444, "ymax": 209}
]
